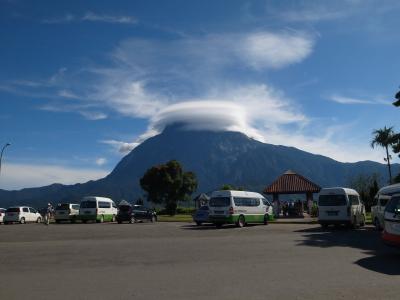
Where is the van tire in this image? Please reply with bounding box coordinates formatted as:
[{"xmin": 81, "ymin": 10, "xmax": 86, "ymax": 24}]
[
  {"xmin": 129, "ymin": 217, "xmax": 136, "ymax": 224},
  {"xmin": 351, "ymin": 216, "xmax": 358, "ymax": 229},
  {"xmin": 263, "ymin": 214, "xmax": 269, "ymax": 225},
  {"xmin": 374, "ymin": 218, "xmax": 381, "ymax": 230},
  {"xmin": 97, "ymin": 215, "xmax": 104, "ymax": 223},
  {"xmin": 37, "ymin": 217, "xmax": 42, "ymax": 223},
  {"xmin": 151, "ymin": 215, "xmax": 156, "ymax": 223},
  {"xmin": 196, "ymin": 221, "xmax": 202, "ymax": 226},
  {"xmin": 82, "ymin": 220, "xmax": 87, "ymax": 224},
  {"xmin": 360, "ymin": 215, "xmax": 365, "ymax": 227},
  {"xmin": 237, "ymin": 215, "xmax": 245, "ymax": 228},
  {"xmin": 111, "ymin": 215, "xmax": 116, "ymax": 222},
  {"xmin": 20, "ymin": 217, "xmax": 25, "ymax": 224}
]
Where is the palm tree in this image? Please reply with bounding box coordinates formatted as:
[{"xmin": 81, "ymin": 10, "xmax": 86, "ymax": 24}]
[{"xmin": 371, "ymin": 126, "xmax": 396, "ymax": 184}]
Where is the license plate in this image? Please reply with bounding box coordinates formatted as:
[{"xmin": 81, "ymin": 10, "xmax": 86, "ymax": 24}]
[{"xmin": 327, "ymin": 211, "xmax": 338, "ymax": 216}]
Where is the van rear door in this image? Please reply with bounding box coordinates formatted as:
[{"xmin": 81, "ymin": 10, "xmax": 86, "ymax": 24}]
[
  {"xmin": 384, "ymin": 195, "xmax": 400, "ymax": 236},
  {"xmin": 318, "ymin": 194, "xmax": 348, "ymax": 220}
]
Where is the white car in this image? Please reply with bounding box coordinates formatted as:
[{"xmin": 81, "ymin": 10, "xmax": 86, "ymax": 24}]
[
  {"xmin": 0, "ymin": 208, "xmax": 6, "ymax": 224},
  {"xmin": 4, "ymin": 206, "xmax": 42, "ymax": 224},
  {"xmin": 382, "ymin": 193, "xmax": 400, "ymax": 247},
  {"xmin": 55, "ymin": 203, "xmax": 80, "ymax": 223}
]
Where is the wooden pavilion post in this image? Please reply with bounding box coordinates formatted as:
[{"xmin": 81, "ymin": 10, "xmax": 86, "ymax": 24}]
[
  {"xmin": 306, "ymin": 192, "xmax": 313, "ymax": 215},
  {"xmin": 273, "ymin": 193, "xmax": 280, "ymax": 218}
]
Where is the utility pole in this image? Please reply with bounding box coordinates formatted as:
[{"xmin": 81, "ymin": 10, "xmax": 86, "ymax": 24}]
[{"xmin": 0, "ymin": 143, "xmax": 11, "ymax": 177}]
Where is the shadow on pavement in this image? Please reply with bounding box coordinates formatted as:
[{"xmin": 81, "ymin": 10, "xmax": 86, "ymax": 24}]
[{"xmin": 295, "ymin": 226, "xmax": 400, "ymax": 275}]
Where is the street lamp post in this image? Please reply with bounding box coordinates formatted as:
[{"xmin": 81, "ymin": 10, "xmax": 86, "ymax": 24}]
[{"xmin": 0, "ymin": 143, "xmax": 11, "ymax": 177}]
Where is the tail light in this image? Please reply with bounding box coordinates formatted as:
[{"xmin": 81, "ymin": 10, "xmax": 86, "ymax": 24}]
[
  {"xmin": 347, "ymin": 206, "xmax": 351, "ymax": 216},
  {"xmin": 229, "ymin": 207, "xmax": 234, "ymax": 215}
]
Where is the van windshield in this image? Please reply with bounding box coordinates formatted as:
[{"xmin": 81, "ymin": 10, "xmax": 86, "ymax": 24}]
[
  {"xmin": 385, "ymin": 196, "xmax": 400, "ymax": 214},
  {"xmin": 209, "ymin": 197, "xmax": 230, "ymax": 207},
  {"xmin": 80, "ymin": 201, "xmax": 97, "ymax": 208},
  {"xmin": 319, "ymin": 195, "xmax": 347, "ymax": 206}
]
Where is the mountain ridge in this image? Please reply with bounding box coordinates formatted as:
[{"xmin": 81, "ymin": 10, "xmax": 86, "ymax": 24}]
[{"xmin": 0, "ymin": 126, "xmax": 398, "ymax": 208}]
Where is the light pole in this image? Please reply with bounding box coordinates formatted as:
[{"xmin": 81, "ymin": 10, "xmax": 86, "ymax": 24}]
[{"xmin": 0, "ymin": 143, "xmax": 11, "ymax": 177}]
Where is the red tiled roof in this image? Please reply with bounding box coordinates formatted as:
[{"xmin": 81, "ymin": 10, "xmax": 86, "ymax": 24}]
[{"xmin": 264, "ymin": 170, "xmax": 321, "ymax": 194}]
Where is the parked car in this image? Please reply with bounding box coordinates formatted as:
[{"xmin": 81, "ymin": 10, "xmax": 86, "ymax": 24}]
[
  {"xmin": 193, "ymin": 206, "xmax": 210, "ymax": 226},
  {"xmin": 55, "ymin": 203, "xmax": 80, "ymax": 223},
  {"xmin": 318, "ymin": 187, "xmax": 365, "ymax": 228},
  {"xmin": 117, "ymin": 204, "xmax": 157, "ymax": 223},
  {"xmin": 0, "ymin": 208, "xmax": 6, "ymax": 224},
  {"xmin": 116, "ymin": 202, "xmax": 134, "ymax": 224},
  {"xmin": 382, "ymin": 193, "xmax": 400, "ymax": 247},
  {"xmin": 78, "ymin": 196, "xmax": 118, "ymax": 223},
  {"xmin": 372, "ymin": 183, "xmax": 400, "ymax": 230},
  {"xmin": 4, "ymin": 206, "xmax": 42, "ymax": 224}
]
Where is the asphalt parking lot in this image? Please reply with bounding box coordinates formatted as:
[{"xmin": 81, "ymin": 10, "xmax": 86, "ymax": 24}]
[{"xmin": 0, "ymin": 222, "xmax": 399, "ymax": 300}]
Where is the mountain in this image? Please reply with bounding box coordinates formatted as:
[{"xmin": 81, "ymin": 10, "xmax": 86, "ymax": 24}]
[{"xmin": 0, "ymin": 124, "xmax": 398, "ymax": 208}]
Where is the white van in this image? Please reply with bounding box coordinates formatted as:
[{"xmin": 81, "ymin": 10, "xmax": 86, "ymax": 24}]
[
  {"xmin": 208, "ymin": 190, "xmax": 274, "ymax": 228},
  {"xmin": 78, "ymin": 197, "xmax": 118, "ymax": 223},
  {"xmin": 382, "ymin": 192, "xmax": 400, "ymax": 247},
  {"xmin": 318, "ymin": 187, "xmax": 365, "ymax": 228},
  {"xmin": 372, "ymin": 183, "xmax": 400, "ymax": 230}
]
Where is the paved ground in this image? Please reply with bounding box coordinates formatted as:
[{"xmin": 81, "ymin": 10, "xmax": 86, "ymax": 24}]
[{"xmin": 0, "ymin": 222, "xmax": 399, "ymax": 300}]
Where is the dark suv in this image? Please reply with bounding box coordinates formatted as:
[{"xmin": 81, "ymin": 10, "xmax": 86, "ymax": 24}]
[{"xmin": 116, "ymin": 203, "xmax": 157, "ymax": 224}]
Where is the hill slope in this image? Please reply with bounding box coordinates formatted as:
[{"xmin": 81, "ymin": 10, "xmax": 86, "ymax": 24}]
[{"xmin": 0, "ymin": 125, "xmax": 398, "ymax": 207}]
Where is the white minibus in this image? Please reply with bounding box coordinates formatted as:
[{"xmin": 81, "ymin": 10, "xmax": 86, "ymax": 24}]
[
  {"xmin": 318, "ymin": 187, "xmax": 365, "ymax": 228},
  {"xmin": 371, "ymin": 184, "xmax": 400, "ymax": 230},
  {"xmin": 208, "ymin": 190, "xmax": 274, "ymax": 228},
  {"xmin": 79, "ymin": 196, "xmax": 118, "ymax": 223}
]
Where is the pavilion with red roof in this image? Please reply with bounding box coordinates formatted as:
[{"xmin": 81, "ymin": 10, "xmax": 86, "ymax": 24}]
[{"xmin": 264, "ymin": 170, "xmax": 321, "ymax": 216}]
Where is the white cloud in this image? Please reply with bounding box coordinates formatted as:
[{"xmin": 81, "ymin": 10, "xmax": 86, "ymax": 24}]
[
  {"xmin": 101, "ymin": 140, "xmax": 140, "ymax": 154},
  {"xmin": 95, "ymin": 158, "xmax": 107, "ymax": 166},
  {"xmin": 78, "ymin": 111, "xmax": 107, "ymax": 120},
  {"xmin": 0, "ymin": 163, "xmax": 108, "ymax": 190},
  {"xmin": 240, "ymin": 32, "xmax": 314, "ymax": 69},
  {"xmin": 329, "ymin": 95, "xmax": 391, "ymax": 105},
  {"xmin": 43, "ymin": 12, "xmax": 137, "ymax": 24}
]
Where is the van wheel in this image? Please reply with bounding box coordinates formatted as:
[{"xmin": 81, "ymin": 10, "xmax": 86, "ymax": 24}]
[
  {"xmin": 151, "ymin": 215, "xmax": 156, "ymax": 223},
  {"xmin": 20, "ymin": 217, "xmax": 25, "ymax": 224},
  {"xmin": 351, "ymin": 216, "xmax": 357, "ymax": 229},
  {"xmin": 237, "ymin": 215, "xmax": 245, "ymax": 228},
  {"xmin": 129, "ymin": 217, "xmax": 136, "ymax": 224},
  {"xmin": 374, "ymin": 218, "xmax": 381, "ymax": 230},
  {"xmin": 360, "ymin": 215, "xmax": 365, "ymax": 227},
  {"xmin": 196, "ymin": 221, "xmax": 202, "ymax": 226},
  {"xmin": 82, "ymin": 220, "xmax": 87, "ymax": 224},
  {"xmin": 37, "ymin": 217, "xmax": 42, "ymax": 223},
  {"xmin": 111, "ymin": 215, "xmax": 116, "ymax": 222},
  {"xmin": 97, "ymin": 215, "xmax": 104, "ymax": 223},
  {"xmin": 263, "ymin": 214, "xmax": 269, "ymax": 225}
]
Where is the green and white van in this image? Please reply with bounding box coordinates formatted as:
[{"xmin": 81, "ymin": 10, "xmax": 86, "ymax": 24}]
[
  {"xmin": 78, "ymin": 196, "xmax": 118, "ymax": 223},
  {"xmin": 208, "ymin": 190, "xmax": 274, "ymax": 228}
]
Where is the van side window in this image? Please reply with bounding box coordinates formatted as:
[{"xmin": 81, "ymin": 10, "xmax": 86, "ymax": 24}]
[
  {"xmin": 349, "ymin": 195, "xmax": 359, "ymax": 205},
  {"xmin": 385, "ymin": 196, "xmax": 400, "ymax": 213},
  {"xmin": 379, "ymin": 197, "xmax": 389, "ymax": 207},
  {"xmin": 99, "ymin": 201, "xmax": 111, "ymax": 208},
  {"xmin": 112, "ymin": 202, "xmax": 117, "ymax": 208},
  {"xmin": 253, "ymin": 198, "xmax": 260, "ymax": 206},
  {"xmin": 23, "ymin": 207, "xmax": 29, "ymax": 212}
]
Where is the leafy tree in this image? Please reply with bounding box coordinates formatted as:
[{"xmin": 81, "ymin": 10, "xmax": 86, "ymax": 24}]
[
  {"xmin": 348, "ymin": 173, "xmax": 380, "ymax": 212},
  {"xmin": 393, "ymin": 89, "xmax": 400, "ymax": 107},
  {"xmin": 371, "ymin": 126, "xmax": 396, "ymax": 184},
  {"xmin": 221, "ymin": 184, "xmax": 233, "ymax": 190},
  {"xmin": 140, "ymin": 160, "xmax": 197, "ymax": 215}
]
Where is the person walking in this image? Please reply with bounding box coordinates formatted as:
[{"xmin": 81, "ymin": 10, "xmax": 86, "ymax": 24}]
[{"xmin": 44, "ymin": 203, "xmax": 54, "ymax": 225}]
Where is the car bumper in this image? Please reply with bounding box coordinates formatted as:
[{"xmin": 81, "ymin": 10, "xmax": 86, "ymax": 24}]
[
  {"xmin": 54, "ymin": 215, "xmax": 76, "ymax": 221},
  {"xmin": 78, "ymin": 214, "xmax": 98, "ymax": 221},
  {"xmin": 382, "ymin": 230, "xmax": 400, "ymax": 247},
  {"xmin": 318, "ymin": 219, "xmax": 351, "ymax": 225},
  {"xmin": 209, "ymin": 215, "xmax": 238, "ymax": 224}
]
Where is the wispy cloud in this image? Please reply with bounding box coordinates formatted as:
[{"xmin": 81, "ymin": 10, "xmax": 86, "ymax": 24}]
[
  {"xmin": 95, "ymin": 158, "xmax": 107, "ymax": 166},
  {"xmin": 0, "ymin": 163, "xmax": 107, "ymax": 190},
  {"xmin": 329, "ymin": 95, "xmax": 391, "ymax": 105},
  {"xmin": 101, "ymin": 140, "xmax": 140, "ymax": 154},
  {"xmin": 42, "ymin": 12, "xmax": 137, "ymax": 25},
  {"xmin": 39, "ymin": 103, "xmax": 107, "ymax": 121}
]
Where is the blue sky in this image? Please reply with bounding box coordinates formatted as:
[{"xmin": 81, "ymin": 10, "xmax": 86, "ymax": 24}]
[{"xmin": 1, "ymin": 0, "xmax": 400, "ymax": 190}]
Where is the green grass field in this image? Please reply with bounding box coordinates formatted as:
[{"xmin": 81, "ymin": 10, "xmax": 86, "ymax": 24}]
[{"xmin": 157, "ymin": 214, "xmax": 193, "ymax": 222}]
